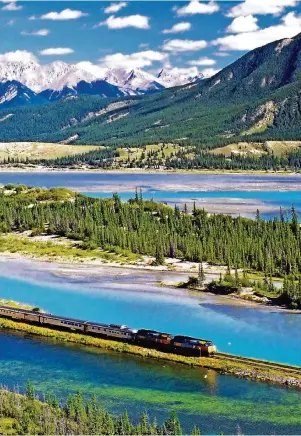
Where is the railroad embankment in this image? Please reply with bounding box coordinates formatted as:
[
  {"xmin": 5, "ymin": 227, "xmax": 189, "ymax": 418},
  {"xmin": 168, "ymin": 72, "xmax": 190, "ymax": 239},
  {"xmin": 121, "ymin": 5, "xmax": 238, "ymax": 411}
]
[{"xmin": 0, "ymin": 317, "xmax": 300, "ymax": 389}]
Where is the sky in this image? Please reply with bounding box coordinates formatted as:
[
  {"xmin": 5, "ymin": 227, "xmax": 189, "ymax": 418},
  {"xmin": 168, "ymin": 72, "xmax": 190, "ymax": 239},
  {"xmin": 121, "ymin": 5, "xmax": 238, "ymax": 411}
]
[{"xmin": 1, "ymin": 0, "xmax": 301, "ymax": 77}]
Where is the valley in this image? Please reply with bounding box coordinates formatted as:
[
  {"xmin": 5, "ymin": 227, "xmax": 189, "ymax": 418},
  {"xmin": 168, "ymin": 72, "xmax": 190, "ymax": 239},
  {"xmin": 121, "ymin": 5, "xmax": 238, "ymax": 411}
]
[{"xmin": 1, "ymin": 16, "xmax": 301, "ymax": 435}]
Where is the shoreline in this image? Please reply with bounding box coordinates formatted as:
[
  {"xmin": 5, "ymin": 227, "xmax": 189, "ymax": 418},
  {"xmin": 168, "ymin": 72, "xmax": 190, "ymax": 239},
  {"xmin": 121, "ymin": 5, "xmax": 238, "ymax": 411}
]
[
  {"xmin": 0, "ymin": 165, "xmax": 300, "ymax": 176},
  {"xmin": 0, "ymin": 250, "xmax": 297, "ymax": 314},
  {"xmin": 0, "ymin": 317, "xmax": 300, "ymax": 390}
]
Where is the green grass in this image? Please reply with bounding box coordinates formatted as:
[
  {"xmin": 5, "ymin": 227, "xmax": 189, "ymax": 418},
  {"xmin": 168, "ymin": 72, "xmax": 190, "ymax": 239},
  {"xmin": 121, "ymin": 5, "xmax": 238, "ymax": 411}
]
[
  {"xmin": 0, "ymin": 417, "xmax": 18, "ymax": 435},
  {"xmin": 0, "ymin": 299, "xmax": 36, "ymax": 311},
  {"xmin": 0, "ymin": 234, "xmax": 140, "ymax": 264}
]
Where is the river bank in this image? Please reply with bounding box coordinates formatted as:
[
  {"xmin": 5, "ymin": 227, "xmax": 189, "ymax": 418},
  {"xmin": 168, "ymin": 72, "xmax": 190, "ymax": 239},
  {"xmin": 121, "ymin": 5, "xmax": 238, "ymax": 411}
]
[
  {"xmin": 1, "ymin": 164, "xmax": 300, "ymax": 176},
  {"xmin": 0, "ymin": 237, "xmax": 296, "ymax": 314},
  {"xmin": 0, "ymin": 317, "xmax": 300, "ymax": 390}
]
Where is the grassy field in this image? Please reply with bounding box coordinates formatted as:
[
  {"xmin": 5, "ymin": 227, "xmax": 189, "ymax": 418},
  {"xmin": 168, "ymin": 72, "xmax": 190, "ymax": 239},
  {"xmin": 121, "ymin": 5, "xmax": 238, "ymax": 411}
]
[
  {"xmin": 0, "ymin": 142, "xmax": 102, "ymax": 161},
  {"xmin": 210, "ymin": 141, "xmax": 301, "ymax": 158},
  {"xmin": 116, "ymin": 143, "xmax": 194, "ymax": 163}
]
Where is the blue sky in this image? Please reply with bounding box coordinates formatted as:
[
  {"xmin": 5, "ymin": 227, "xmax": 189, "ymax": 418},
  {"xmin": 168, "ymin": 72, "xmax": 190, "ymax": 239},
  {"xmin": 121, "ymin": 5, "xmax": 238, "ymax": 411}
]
[{"xmin": 1, "ymin": 0, "xmax": 301, "ymax": 76}]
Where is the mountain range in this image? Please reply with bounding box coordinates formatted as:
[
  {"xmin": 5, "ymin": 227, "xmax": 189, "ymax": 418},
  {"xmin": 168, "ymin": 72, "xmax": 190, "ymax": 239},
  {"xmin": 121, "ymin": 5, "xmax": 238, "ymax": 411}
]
[
  {"xmin": 0, "ymin": 60, "xmax": 204, "ymax": 108},
  {"xmin": 0, "ymin": 32, "xmax": 301, "ymax": 147}
]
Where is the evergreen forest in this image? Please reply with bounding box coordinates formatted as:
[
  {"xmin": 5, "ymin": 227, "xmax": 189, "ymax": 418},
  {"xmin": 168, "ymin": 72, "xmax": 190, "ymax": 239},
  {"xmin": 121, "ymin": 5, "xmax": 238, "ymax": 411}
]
[
  {"xmin": 0, "ymin": 185, "xmax": 301, "ymax": 308},
  {"xmin": 0, "ymin": 383, "xmax": 194, "ymax": 435}
]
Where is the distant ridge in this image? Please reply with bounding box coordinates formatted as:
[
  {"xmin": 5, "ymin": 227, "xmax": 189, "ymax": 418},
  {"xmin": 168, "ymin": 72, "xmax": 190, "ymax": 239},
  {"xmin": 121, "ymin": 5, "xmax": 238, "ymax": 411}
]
[{"xmin": 1, "ymin": 32, "xmax": 301, "ymax": 145}]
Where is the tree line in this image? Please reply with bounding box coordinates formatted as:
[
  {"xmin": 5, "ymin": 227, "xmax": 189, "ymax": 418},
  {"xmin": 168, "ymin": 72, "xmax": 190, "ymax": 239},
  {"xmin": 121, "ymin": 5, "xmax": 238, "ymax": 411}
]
[
  {"xmin": 1, "ymin": 186, "xmax": 301, "ymax": 307},
  {"xmin": 0, "ymin": 382, "xmax": 196, "ymax": 435}
]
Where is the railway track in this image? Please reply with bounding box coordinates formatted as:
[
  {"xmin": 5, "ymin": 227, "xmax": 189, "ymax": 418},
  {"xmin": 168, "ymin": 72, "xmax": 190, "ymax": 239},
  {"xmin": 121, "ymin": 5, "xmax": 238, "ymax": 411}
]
[{"xmin": 215, "ymin": 352, "xmax": 301, "ymax": 376}]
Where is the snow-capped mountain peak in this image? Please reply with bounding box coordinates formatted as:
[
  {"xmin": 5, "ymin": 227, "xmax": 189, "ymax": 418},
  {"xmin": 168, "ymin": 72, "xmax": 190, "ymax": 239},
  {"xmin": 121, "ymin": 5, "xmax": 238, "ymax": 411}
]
[
  {"xmin": 103, "ymin": 67, "xmax": 163, "ymax": 93},
  {"xmin": 157, "ymin": 68, "xmax": 204, "ymax": 88},
  {"xmin": 0, "ymin": 80, "xmax": 45, "ymax": 108}
]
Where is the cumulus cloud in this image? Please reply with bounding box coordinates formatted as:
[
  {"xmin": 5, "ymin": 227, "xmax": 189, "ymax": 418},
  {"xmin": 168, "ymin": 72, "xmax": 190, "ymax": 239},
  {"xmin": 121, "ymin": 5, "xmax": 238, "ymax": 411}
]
[
  {"xmin": 41, "ymin": 9, "xmax": 88, "ymax": 20},
  {"xmin": 98, "ymin": 50, "xmax": 168, "ymax": 69},
  {"xmin": 98, "ymin": 14, "xmax": 150, "ymax": 29},
  {"xmin": 6, "ymin": 19, "xmax": 15, "ymax": 26},
  {"xmin": 174, "ymin": 1, "xmax": 219, "ymax": 16},
  {"xmin": 76, "ymin": 61, "xmax": 107, "ymax": 77},
  {"xmin": 21, "ymin": 29, "xmax": 50, "ymax": 36},
  {"xmin": 213, "ymin": 11, "xmax": 301, "ymax": 51},
  {"xmin": 162, "ymin": 22, "xmax": 191, "ymax": 34},
  {"xmin": 226, "ymin": 15, "xmax": 259, "ymax": 33},
  {"xmin": 2, "ymin": 1, "xmax": 22, "ymax": 11},
  {"xmin": 162, "ymin": 39, "xmax": 207, "ymax": 52},
  {"xmin": 187, "ymin": 56, "xmax": 216, "ymax": 66},
  {"xmin": 40, "ymin": 47, "xmax": 74, "ymax": 56},
  {"xmin": 104, "ymin": 2, "xmax": 127, "ymax": 14},
  {"xmin": 227, "ymin": 0, "xmax": 297, "ymax": 17},
  {"xmin": 0, "ymin": 50, "xmax": 38, "ymax": 63}
]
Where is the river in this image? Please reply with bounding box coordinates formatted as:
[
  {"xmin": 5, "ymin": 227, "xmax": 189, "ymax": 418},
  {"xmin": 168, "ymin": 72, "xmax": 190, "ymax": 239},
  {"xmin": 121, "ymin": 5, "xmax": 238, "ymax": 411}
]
[
  {"xmin": 0, "ymin": 258, "xmax": 300, "ymax": 366},
  {"xmin": 0, "ymin": 172, "xmax": 301, "ymax": 433}
]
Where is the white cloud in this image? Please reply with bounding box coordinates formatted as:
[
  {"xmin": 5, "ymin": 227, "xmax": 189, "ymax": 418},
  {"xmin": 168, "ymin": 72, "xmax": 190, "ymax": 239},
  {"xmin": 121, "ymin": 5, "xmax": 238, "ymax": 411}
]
[
  {"xmin": 2, "ymin": 1, "xmax": 22, "ymax": 11},
  {"xmin": 227, "ymin": 15, "xmax": 259, "ymax": 33},
  {"xmin": 41, "ymin": 9, "xmax": 88, "ymax": 21},
  {"xmin": 162, "ymin": 22, "xmax": 191, "ymax": 34},
  {"xmin": 215, "ymin": 51, "xmax": 230, "ymax": 57},
  {"xmin": 40, "ymin": 47, "xmax": 74, "ymax": 56},
  {"xmin": 28, "ymin": 15, "xmax": 36, "ymax": 21},
  {"xmin": 201, "ymin": 67, "xmax": 220, "ymax": 77},
  {"xmin": 21, "ymin": 29, "xmax": 50, "ymax": 36},
  {"xmin": 162, "ymin": 39, "xmax": 207, "ymax": 52},
  {"xmin": 187, "ymin": 56, "xmax": 216, "ymax": 66},
  {"xmin": 0, "ymin": 50, "xmax": 38, "ymax": 63},
  {"xmin": 175, "ymin": 1, "xmax": 219, "ymax": 16},
  {"xmin": 227, "ymin": 0, "xmax": 297, "ymax": 18},
  {"xmin": 98, "ymin": 50, "xmax": 168, "ymax": 69},
  {"xmin": 104, "ymin": 2, "xmax": 127, "ymax": 14},
  {"xmin": 98, "ymin": 14, "xmax": 150, "ymax": 29},
  {"xmin": 213, "ymin": 12, "xmax": 301, "ymax": 51},
  {"xmin": 6, "ymin": 19, "xmax": 15, "ymax": 26},
  {"xmin": 76, "ymin": 61, "xmax": 107, "ymax": 77},
  {"xmin": 139, "ymin": 43, "xmax": 149, "ymax": 48}
]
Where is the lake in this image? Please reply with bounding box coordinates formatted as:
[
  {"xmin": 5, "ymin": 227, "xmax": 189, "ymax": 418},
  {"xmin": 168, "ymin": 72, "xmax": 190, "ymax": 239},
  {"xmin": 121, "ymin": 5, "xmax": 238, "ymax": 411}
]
[
  {"xmin": 0, "ymin": 171, "xmax": 301, "ymax": 218},
  {"xmin": 1, "ymin": 330, "xmax": 301, "ymax": 435}
]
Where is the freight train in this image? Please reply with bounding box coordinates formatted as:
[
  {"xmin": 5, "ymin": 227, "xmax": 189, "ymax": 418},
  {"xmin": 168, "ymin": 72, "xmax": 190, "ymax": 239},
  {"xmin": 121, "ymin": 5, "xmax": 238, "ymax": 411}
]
[{"xmin": 0, "ymin": 305, "xmax": 217, "ymax": 357}]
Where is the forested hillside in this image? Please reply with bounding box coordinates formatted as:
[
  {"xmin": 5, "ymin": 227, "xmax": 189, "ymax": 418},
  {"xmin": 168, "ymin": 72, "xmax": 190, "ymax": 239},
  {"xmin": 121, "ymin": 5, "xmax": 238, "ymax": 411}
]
[{"xmin": 1, "ymin": 33, "xmax": 301, "ymax": 169}]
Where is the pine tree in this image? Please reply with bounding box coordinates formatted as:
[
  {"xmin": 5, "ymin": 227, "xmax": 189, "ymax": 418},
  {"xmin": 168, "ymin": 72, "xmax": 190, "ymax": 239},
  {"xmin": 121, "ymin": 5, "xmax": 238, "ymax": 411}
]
[{"xmin": 198, "ymin": 263, "xmax": 205, "ymax": 288}]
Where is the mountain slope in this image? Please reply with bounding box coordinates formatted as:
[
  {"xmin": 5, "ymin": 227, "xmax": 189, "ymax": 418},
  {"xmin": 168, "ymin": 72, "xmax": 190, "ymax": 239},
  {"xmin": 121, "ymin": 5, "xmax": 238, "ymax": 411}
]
[
  {"xmin": 0, "ymin": 80, "xmax": 46, "ymax": 108},
  {"xmin": 39, "ymin": 80, "xmax": 127, "ymax": 102},
  {"xmin": 1, "ymin": 32, "xmax": 301, "ymax": 146}
]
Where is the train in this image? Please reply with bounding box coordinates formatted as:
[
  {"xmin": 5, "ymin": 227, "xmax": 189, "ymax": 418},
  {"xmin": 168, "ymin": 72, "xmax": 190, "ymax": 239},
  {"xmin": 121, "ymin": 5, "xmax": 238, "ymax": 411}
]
[{"xmin": 0, "ymin": 305, "xmax": 217, "ymax": 357}]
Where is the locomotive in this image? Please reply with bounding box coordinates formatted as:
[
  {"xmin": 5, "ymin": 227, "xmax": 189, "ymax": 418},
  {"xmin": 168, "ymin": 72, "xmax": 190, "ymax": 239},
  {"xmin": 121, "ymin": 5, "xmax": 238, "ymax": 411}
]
[{"xmin": 0, "ymin": 305, "xmax": 217, "ymax": 357}]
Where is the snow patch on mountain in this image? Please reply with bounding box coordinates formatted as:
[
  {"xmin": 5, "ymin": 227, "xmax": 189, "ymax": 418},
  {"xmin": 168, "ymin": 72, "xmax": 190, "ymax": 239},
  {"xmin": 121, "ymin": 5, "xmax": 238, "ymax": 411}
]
[{"xmin": 0, "ymin": 59, "xmax": 206, "ymax": 94}]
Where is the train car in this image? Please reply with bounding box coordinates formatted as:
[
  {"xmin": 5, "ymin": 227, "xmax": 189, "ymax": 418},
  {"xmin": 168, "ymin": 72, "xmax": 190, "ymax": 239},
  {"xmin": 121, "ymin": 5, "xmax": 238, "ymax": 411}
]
[
  {"xmin": 135, "ymin": 329, "xmax": 173, "ymax": 348},
  {"xmin": 86, "ymin": 322, "xmax": 137, "ymax": 340},
  {"xmin": 172, "ymin": 335, "xmax": 217, "ymax": 357},
  {"xmin": 41, "ymin": 314, "xmax": 87, "ymax": 332},
  {"xmin": 0, "ymin": 306, "xmax": 27, "ymax": 320}
]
